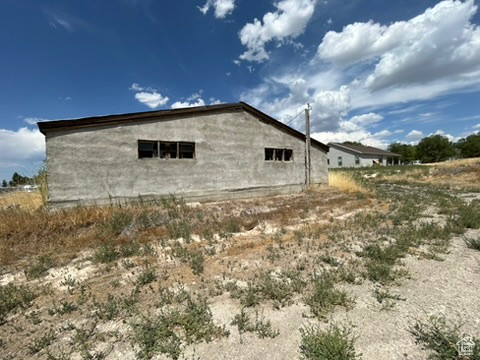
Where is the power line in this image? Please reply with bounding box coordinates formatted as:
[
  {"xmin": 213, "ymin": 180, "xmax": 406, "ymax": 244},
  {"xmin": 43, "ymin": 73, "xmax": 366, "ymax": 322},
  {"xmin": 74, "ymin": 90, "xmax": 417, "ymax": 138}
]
[{"xmin": 285, "ymin": 107, "xmax": 307, "ymax": 126}]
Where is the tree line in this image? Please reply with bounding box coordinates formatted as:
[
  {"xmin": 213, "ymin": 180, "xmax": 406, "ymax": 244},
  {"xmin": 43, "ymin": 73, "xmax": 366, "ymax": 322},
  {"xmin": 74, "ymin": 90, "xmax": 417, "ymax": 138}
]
[{"xmin": 388, "ymin": 133, "xmax": 480, "ymax": 164}]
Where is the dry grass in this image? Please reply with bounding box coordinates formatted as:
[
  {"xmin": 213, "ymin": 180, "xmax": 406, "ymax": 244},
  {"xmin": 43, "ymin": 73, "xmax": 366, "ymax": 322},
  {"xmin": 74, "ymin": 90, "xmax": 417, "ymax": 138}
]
[
  {"xmin": 0, "ymin": 191, "xmax": 44, "ymax": 211},
  {"xmin": 329, "ymin": 171, "xmax": 368, "ymax": 194},
  {"xmin": 424, "ymin": 157, "xmax": 480, "ymax": 168}
]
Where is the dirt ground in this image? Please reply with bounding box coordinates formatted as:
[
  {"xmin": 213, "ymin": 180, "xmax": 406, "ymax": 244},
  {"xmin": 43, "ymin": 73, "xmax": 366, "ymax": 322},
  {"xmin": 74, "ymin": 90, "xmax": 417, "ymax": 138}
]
[{"xmin": 1, "ymin": 165, "xmax": 480, "ymax": 359}]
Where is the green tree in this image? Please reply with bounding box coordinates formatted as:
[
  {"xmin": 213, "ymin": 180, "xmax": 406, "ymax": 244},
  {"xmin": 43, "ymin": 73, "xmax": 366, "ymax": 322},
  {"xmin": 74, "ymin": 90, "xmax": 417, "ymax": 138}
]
[
  {"xmin": 2, "ymin": 180, "xmax": 7, "ymax": 188},
  {"xmin": 388, "ymin": 143, "xmax": 418, "ymax": 163},
  {"xmin": 8, "ymin": 172, "xmax": 31, "ymax": 186},
  {"xmin": 416, "ymin": 135, "xmax": 455, "ymax": 163},
  {"xmin": 456, "ymin": 133, "xmax": 480, "ymax": 158}
]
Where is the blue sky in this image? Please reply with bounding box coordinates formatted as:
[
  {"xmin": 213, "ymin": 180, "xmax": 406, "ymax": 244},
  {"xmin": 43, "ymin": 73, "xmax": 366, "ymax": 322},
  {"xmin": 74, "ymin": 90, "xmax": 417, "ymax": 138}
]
[{"xmin": 1, "ymin": 0, "xmax": 480, "ymax": 182}]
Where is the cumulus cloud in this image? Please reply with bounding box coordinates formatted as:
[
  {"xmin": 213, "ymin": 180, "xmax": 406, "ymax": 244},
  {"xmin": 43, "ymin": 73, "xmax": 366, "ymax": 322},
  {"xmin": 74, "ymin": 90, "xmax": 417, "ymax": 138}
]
[
  {"xmin": 406, "ymin": 130, "xmax": 424, "ymax": 142},
  {"xmin": 130, "ymin": 83, "xmax": 169, "ymax": 109},
  {"xmin": 239, "ymin": 0, "xmax": 317, "ymax": 62},
  {"xmin": 311, "ymin": 127, "xmax": 392, "ymax": 149},
  {"xmin": 171, "ymin": 98, "xmax": 206, "ymax": 109},
  {"xmin": 474, "ymin": 123, "xmax": 480, "ymax": 130},
  {"xmin": 198, "ymin": 0, "xmax": 236, "ymax": 18},
  {"xmin": 0, "ymin": 128, "xmax": 45, "ymax": 170},
  {"xmin": 318, "ymin": 0, "xmax": 480, "ymax": 91},
  {"xmin": 135, "ymin": 92, "xmax": 169, "ymax": 109}
]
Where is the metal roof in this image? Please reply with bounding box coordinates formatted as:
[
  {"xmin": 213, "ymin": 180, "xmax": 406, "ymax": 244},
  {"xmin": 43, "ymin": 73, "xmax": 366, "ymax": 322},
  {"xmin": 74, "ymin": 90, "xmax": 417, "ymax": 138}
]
[
  {"xmin": 37, "ymin": 102, "xmax": 329, "ymax": 152},
  {"xmin": 328, "ymin": 142, "xmax": 401, "ymax": 157}
]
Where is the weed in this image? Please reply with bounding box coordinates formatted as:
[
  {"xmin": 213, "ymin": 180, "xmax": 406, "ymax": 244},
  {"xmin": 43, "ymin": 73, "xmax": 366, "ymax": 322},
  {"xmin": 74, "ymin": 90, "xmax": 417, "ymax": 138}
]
[
  {"xmin": 190, "ymin": 251, "xmax": 205, "ymax": 276},
  {"xmin": 464, "ymin": 236, "xmax": 480, "ymax": 251},
  {"xmin": 120, "ymin": 240, "xmax": 141, "ymax": 257},
  {"xmin": 93, "ymin": 240, "xmax": 119, "ymax": 264},
  {"xmin": 454, "ymin": 200, "xmax": 480, "ymax": 230},
  {"xmin": 409, "ymin": 315, "xmax": 480, "ymax": 359},
  {"xmin": 28, "ymin": 329, "xmax": 56, "ymax": 355},
  {"xmin": 49, "ymin": 300, "xmax": 78, "ymax": 315},
  {"xmin": 136, "ymin": 266, "xmax": 157, "ymax": 286},
  {"xmin": 231, "ymin": 307, "xmax": 279, "ymax": 339},
  {"xmin": 305, "ymin": 271, "xmax": 352, "ymax": 319},
  {"xmin": 372, "ymin": 287, "xmax": 405, "ymax": 310},
  {"xmin": 132, "ymin": 295, "xmax": 228, "ymax": 360},
  {"xmin": 299, "ymin": 323, "xmax": 360, "ymax": 360},
  {"xmin": 167, "ymin": 220, "xmax": 192, "ymax": 242},
  {"xmin": 224, "ymin": 217, "xmax": 242, "ymax": 233},
  {"xmin": 0, "ymin": 283, "xmax": 36, "ymax": 324},
  {"xmin": 25, "ymin": 254, "xmax": 54, "ymax": 279},
  {"xmin": 100, "ymin": 211, "xmax": 133, "ymax": 235}
]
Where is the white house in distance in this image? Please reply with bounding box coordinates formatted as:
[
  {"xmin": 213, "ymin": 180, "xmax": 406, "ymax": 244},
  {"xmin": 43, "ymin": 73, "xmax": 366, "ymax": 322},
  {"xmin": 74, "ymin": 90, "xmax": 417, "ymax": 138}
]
[
  {"xmin": 327, "ymin": 142, "xmax": 401, "ymax": 168},
  {"xmin": 38, "ymin": 102, "xmax": 329, "ymax": 209}
]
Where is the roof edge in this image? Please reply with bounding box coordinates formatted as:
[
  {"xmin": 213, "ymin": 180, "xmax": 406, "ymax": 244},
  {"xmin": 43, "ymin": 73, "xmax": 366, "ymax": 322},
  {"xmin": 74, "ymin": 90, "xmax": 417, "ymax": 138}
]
[{"xmin": 37, "ymin": 102, "xmax": 329, "ymax": 152}]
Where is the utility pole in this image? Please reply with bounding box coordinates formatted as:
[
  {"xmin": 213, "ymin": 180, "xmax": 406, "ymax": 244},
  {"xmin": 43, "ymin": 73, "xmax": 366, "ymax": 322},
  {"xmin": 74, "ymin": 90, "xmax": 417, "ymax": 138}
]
[{"xmin": 305, "ymin": 103, "xmax": 312, "ymax": 187}]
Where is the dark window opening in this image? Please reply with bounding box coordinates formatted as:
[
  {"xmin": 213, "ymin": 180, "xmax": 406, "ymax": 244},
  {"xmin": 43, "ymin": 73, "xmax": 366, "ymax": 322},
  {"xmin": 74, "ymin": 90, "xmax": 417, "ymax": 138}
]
[
  {"xmin": 265, "ymin": 147, "xmax": 293, "ymax": 162},
  {"xmin": 355, "ymin": 155, "xmax": 360, "ymax": 165},
  {"xmin": 275, "ymin": 149, "xmax": 284, "ymax": 161},
  {"xmin": 139, "ymin": 140, "xmax": 195, "ymax": 159},
  {"xmin": 265, "ymin": 148, "xmax": 274, "ymax": 161},
  {"xmin": 138, "ymin": 140, "xmax": 158, "ymax": 158},
  {"xmin": 338, "ymin": 156, "xmax": 343, "ymax": 167},
  {"xmin": 179, "ymin": 142, "xmax": 195, "ymax": 159},
  {"xmin": 327, "ymin": 159, "xmax": 330, "ymax": 165},
  {"xmin": 160, "ymin": 142, "xmax": 178, "ymax": 159},
  {"xmin": 284, "ymin": 149, "xmax": 293, "ymax": 161}
]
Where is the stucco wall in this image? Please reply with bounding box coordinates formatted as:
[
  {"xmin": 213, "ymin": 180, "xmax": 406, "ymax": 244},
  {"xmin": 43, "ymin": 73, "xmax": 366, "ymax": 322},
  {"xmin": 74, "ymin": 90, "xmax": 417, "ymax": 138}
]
[
  {"xmin": 45, "ymin": 110, "xmax": 328, "ymax": 207},
  {"xmin": 327, "ymin": 147, "xmax": 387, "ymax": 168}
]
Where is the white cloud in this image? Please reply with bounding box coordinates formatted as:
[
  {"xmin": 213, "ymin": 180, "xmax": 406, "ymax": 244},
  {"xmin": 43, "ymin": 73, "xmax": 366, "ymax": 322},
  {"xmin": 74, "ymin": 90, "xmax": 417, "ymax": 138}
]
[
  {"xmin": 129, "ymin": 83, "xmax": 144, "ymax": 91},
  {"xmin": 318, "ymin": 0, "xmax": 480, "ymax": 91},
  {"xmin": 238, "ymin": 0, "xmax": 317, "ymax": 62},
  {"xmin": 312, "ymin": 128, "xmax": 391, "ymax": 149},
  {"xmin": 135, "ymin": 92, "xmax": 169, "ymax": 109},
  {"xmin": 171, "ymin": 98, "xmax": 206, "ymax": 109},
  {"xmin": 23, "ymin": 117, "xmax": 51, "ymax": 126},
  {"xmin": 130, "ymin": 83, "xmax": 169, "ymax": 108},
  {"xmin": 0, "ymin": 128, "xmax": 45, "ymax": 170},
  {"xmin": 473, "ymin": 123, "xmax": 480, "ymax": 130},
  {"xmin": 406, "ymin": 130, "xmax": 424, "ymax": 142},
  {"xmin": 50, "ymin": 17, "xmax": 73, "ymax": 31},
  {"xmin": 198, "ymin": 0, "xmax": 236, "ymax": 18},
  {"xmin": 349, "ymin": 113, "xmax": 383, "ymax": 126}
]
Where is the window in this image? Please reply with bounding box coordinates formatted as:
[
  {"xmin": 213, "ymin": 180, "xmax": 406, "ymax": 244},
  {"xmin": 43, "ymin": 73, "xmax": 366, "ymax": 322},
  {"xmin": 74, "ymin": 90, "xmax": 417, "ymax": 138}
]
[
  {"xmin": 179, "ymin": 142, "xmax": 195, "ymax": 159},
  {"xmin": 327, "ymin": 159, "xmax": 330, "ymax": 165},
  {"xmin": 138, "ymin": 140, "xmax": 158, "ymax": 158},
  {"xmin": 139, "ymin": 140, "xmax": 195, "ymax": 159},
  {"xmin": 265, "ymin": 148, "xmax": 293, "ymax": 162},
  {"xmin": 284, "ymin": 149, "xmax": 293, "ymax": 161},
  {"xmin": 355, "ymin": 155, "xmax": 360, "ymax": 165},
  {"xmin": 338, "ymin": 156, "xmax": 342, "ymax": 167},
  {"xmin": 160, "ymin": 142, "xmax": 177, "ymax": 159},
  {"xmin": 265, "ymin": 148, "xmax": 274, "ymax": 161},
  {"xmin": 275, "ymin": 149, "xmax": 284, "ymax": 161}
]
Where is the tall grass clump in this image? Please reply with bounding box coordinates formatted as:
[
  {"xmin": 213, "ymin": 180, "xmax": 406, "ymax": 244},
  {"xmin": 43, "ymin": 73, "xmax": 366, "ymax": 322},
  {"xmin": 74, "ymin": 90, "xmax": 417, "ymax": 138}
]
[{"xmin": 329, "ymin": 171, "xmax": 368, "ymax": 194}]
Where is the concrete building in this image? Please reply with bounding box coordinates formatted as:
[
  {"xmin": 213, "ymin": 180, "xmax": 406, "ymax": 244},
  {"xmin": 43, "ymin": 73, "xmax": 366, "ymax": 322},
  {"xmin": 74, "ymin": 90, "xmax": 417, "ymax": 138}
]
[
  {"xmin": 38, "ymin": 102, "xmax": 329, "ymax": 208},
  {"xmin": 327, "ymin": 142, "xmax": 401, "ymax": 168}
]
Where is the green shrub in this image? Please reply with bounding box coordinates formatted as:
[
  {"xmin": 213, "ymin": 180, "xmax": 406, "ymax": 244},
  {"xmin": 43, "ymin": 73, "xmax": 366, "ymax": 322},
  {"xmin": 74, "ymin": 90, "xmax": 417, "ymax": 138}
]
[
  {"xmin": 25, "ymin": 255, "xmax": 54, "ymax": 279},
  {"xmin": 299, "ymin": 323, "xmax": 360, "ymax": 360},
  {"xmin": 305, "ymin": 271, "xmax": 352, "ymax": 318},
  {"xmin": 464, "ymin": 236, "xmax": 480, "ymax": 251},
  {"xmin": 0, "ymin": 283, "xmax": 36, "ymax": 324},
  {"xmin": 409, "ymin": 315, "xmax": 480, "ymax": 359}
]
